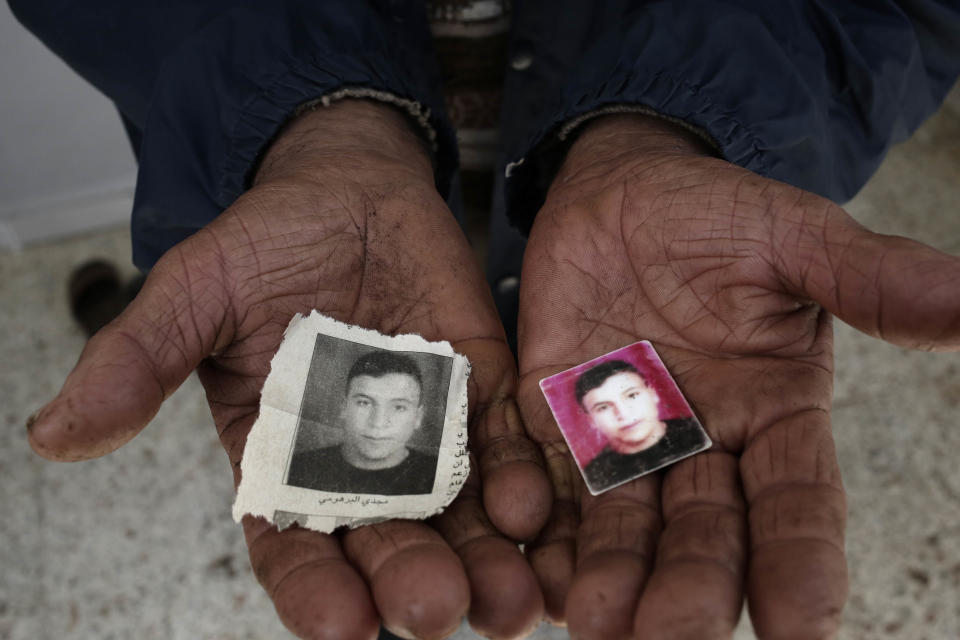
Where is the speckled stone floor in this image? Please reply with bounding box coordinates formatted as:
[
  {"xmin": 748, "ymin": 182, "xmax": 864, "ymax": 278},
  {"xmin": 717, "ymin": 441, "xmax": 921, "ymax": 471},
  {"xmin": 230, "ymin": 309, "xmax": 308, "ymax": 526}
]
[{"xmin": 2, "ymin": 88, "xmax": 958, "ymax": 639}]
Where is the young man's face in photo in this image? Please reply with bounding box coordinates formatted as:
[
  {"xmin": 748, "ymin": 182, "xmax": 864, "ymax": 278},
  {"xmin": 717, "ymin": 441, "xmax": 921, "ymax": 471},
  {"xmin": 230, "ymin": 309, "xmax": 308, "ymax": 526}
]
[
  {"xmin": 582, "ymin": 371, "xmax": 666, "ymax": 454},
  {"xmin": 340, "ymin": 373, "xmax": 424, "ymax": 469}
]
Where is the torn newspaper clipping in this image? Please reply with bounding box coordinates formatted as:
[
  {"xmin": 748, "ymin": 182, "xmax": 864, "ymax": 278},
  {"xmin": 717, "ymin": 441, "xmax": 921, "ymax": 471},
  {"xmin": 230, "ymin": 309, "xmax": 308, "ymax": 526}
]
[{"xmin": 233, "ymin": 311, "xmax": 471, "ymax": 533}]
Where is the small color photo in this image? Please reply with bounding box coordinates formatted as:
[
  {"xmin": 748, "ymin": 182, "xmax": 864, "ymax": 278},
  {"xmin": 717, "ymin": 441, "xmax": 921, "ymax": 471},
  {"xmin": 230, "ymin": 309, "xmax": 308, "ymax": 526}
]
[{"xmin": 539, "ymin": 341, "xmax": 711, "ymax": 495}]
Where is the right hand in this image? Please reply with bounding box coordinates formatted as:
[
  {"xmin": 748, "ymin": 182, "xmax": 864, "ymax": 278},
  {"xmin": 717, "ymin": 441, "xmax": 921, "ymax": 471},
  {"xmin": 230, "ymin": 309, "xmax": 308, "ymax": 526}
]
[{"xmin": 26, "ymin": 100, "xmax": 551, "ymax": 640}]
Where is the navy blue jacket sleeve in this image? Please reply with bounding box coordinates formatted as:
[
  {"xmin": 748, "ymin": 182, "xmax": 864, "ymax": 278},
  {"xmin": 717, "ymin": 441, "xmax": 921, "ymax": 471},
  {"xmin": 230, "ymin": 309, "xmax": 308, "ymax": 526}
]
[
  {"xmin": 502, "ymin": 0, "xmax": 960, "ymax": 233},
  {"xmin": 10, "ymin": 1, "xmax": 456, "ymax": 269}
]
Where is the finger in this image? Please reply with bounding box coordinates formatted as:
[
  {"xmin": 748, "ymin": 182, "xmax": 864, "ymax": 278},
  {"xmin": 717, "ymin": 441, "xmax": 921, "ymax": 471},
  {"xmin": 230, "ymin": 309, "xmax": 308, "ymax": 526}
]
[
  {"xmin": 516, "ymin": 370, "xmax": 582, "ymax": 624},
  {"xmin": 28, "ymin": 237, "xmax": 233, "ymax": 460},
  {"xmin": 632, "ymin": 452, "xmax": 746, "ymax": 639},
  {"xmin": 526, "ymin": 441, "xmax": 580, "ymax": 624},
  {"xmin": 769, "ymin": 186, "xmax": 960, "ymax": 350},
  {"xmin": 213, "ymin": 380, "xmax": 381, "ymax": 640},
  {"xmin": 432, "ymin": 461, "xmax": 544, "ymax": 639},
  {"xmin": 342, "ymin": 520, "xmax": 470, "ymax": 639},
  {"xmin": 740, "ymin": 409, "xmax": 847, "ymax": 639},
  {"xmin": 658, "ymin": 342, "xmax": 841, "ymax": 637},
  {"xmin": 457, "ymin": 338, "xmax": 552, "ymax": 542},
  {"xmin": 564, "ymin": 477, "xmax": 662, "ymax": 640},
  {"xmin": 244, "ymin": 516, "xmax": 380, "ymax": 640}
]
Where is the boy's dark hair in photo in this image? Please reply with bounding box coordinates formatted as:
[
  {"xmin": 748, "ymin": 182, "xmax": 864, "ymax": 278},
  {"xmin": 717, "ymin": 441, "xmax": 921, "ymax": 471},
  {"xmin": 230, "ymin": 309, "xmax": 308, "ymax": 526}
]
[
  {"xmin": 574, "ymin": 359, "xmax": 648, "ymax": 407},
  {"xmin": 345, "ymin": 350, "xmax": 423, "ymax": 400}
]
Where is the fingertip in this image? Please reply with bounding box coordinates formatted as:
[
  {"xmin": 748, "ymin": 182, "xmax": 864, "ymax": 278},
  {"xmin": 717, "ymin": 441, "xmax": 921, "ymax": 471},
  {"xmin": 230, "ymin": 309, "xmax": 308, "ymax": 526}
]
[
  {"xmin": 26, "ymin": 398, "xmax": 137, "ymax": 461},
  {"xmin": 26, "ymin": 402, "xmax": 73, "ymax": 461},
  {"xmin": 26, "ymin": 323, "xmax": 175, "ymax": 461},
  {"xmin": 748, "ymin": 542, "xmax": 847, "ymax": 640},
  {"xmin": 527, "ymin": 540, "xmax": 576, "ymax": 624},
  {"xmin": 565, "ymin": 552, "xmax": 646, "ymax": 640},
  {"xmin": 246, "ymin": 521, "xmax": 381, "ymax": 640},
  {"xmin": 372, "ymin": 543, "xmax": 470, "ymax": 640},
  {"xmin": 632, "ymin": 566, "xmax": 741, "ymax": 640},
  {"xmin": 483, "ymin": 460, "xmax": 552, "ymax": 541},
  {"xmin": 460, "ymin": 536, "xmax": 544, "ymax": 639},
  {"xmin": 273, "ymin": 561, "xmax": 380, "ymax": 640},
  {"xmin": 24, "ymin": 406, "xmax": 42, "ymax": 432}
]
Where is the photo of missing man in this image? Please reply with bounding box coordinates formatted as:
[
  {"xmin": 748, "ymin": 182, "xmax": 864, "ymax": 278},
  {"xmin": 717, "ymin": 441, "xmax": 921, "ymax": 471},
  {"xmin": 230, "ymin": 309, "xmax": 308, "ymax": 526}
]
[
  {"xmin": 285, "ymin": 334, "xmax": 452, "ymax": 496},
  {"xmin": 540, "ymin": 342, "xmax": 711, "ymax": 495}
]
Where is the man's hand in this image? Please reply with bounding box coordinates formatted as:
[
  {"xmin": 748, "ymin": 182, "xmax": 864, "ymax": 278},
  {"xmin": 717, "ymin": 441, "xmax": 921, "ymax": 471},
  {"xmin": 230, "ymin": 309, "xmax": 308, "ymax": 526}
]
[
  {"xmin": 517, "ymin": 115, "xmax": 960, "ymax": 639},
  {"xmin": 27, "ymin": 100, "xmax": 550, "ymax": 640}
]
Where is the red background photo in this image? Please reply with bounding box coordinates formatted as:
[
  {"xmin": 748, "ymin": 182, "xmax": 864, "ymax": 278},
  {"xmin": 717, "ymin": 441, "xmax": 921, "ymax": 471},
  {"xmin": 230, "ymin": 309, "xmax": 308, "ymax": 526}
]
[{"xmin": 539, "ymin": 341, "xmax": 695, "ymax": 467}]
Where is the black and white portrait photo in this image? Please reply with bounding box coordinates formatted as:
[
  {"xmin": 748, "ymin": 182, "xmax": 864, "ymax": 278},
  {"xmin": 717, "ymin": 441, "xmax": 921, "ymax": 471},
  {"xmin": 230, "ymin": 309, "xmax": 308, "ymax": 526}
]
[
  {"xmin": 233, "ymin": 311, "xmax": 470, "ymax": 533},
  {"xmin": 284, "ymin": 333, "xmax": 453, "ymax": 496}
]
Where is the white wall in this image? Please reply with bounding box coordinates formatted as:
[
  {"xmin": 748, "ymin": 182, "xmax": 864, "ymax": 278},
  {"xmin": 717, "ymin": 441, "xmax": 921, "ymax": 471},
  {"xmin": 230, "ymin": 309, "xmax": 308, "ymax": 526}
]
[{"xmin": 0, "ymin": 4, "xmax": 137, "ymax": 250}]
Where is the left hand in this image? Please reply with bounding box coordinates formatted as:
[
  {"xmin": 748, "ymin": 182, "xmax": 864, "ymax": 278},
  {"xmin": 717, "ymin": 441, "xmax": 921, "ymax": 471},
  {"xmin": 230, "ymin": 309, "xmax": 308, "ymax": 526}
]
[{"xmin": 516, "ymin": 114, "xmax": 960, "ymax": 639}]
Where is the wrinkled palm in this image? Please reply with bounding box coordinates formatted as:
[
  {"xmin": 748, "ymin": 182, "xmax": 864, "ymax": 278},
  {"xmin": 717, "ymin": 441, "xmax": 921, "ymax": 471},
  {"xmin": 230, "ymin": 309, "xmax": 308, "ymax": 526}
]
[{"xmin": 517, "ymin": 116, "xmax": 960, "ymax": 640}]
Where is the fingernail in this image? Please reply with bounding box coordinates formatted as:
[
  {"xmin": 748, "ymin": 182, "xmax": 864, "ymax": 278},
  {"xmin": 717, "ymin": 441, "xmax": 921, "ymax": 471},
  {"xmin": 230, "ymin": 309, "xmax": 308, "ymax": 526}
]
[{"xmin": 25, "ymin": 407, "xmax": 43, "ymax": 432}]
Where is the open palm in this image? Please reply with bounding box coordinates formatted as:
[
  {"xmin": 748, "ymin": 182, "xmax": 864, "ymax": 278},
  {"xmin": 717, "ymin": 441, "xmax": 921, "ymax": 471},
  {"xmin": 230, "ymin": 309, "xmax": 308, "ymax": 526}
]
[
  {"xmin": 28, "ymin": 102, "xmax": 549, "ymax": 640},
  {"xmin": 517, "ymin": 115, "xmax": 960, "ymax": 639}
]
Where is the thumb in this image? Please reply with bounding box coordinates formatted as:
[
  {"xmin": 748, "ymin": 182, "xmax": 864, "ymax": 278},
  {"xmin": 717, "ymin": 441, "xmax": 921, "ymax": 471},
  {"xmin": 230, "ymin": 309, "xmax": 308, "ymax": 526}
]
[
  {"xmin": 28, "ymin": 251, "xmax": 231, "ymax": 461},
  {"xmin": 772, "ymin": 190, "xmax": 960, "ymax": 351}
]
